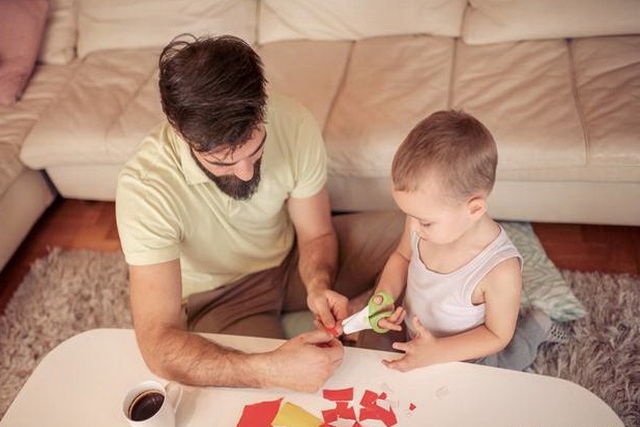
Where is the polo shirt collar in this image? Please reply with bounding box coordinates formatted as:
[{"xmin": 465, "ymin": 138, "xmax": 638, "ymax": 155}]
[{"xmin": 171, "ymin": 127, "xmax": 210, "ymax": 185}]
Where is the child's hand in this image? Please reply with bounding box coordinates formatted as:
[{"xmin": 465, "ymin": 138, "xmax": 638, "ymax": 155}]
[
  {"xmin": 382, "ymin": 316, "xmax": 438, "ymax": 372},
  {"xmin": 376, "ymin": 306, "xmax": 406, "ymax": 332}
]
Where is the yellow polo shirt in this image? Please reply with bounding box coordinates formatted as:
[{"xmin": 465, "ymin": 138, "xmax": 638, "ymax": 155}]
[{"xmin": 116, "ymin": 94, "xmax": 327, "ymax": 298}]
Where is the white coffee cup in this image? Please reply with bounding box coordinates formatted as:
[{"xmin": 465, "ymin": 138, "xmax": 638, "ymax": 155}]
[{"xmin": 122, "ymin": 380, "xmax": 183, "ymax": 427}]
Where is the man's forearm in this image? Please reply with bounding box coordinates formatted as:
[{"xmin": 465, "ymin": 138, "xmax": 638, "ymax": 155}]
[
  {"xmin": 139, "ymin": 326, "xmax": 269, "ymax": 387},
  {"xmin": 297, "ymin": 231, "xmax": 338, "ymax": 292},
  {"xmin": 139, "ymin": 326, "xmax": 343, "ymax": 393}
]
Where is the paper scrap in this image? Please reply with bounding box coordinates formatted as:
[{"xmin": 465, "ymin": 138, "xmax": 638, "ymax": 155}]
[
  {"xmin": 236, "ymin": 397, "xmax": 282, "ymax": 427},
  {"xmin": 358, "ymin": 390, "xmax": 398, "ymax": 427},
  {"xmin": 335, "ymin": 402, "xmax": 356, "ymax": 420},
  {"xmin": 272, "ymin": 402, "xmax": 323, "ymax": 427},
  {"xmin": 322, "ymin": 409, "xmax": 338, "ymax": 423},
  {"xmin": 323, "ymin": 388, "xmax": 354, "ymax": 401},
  {"xmin": 359, "ymin": 390, "xmax": 378, "ymax": 406},
  {"xmin": 387, "ymin": 399, "xmax": 400, "ymax": 411},
  {"xmin": 359, "ymin": 404, "xmax": 398, "ymax": 427},
  {"xmin": 380, "ymin": 383, "xmax": 394, "ymax": 395},
  {"xmin": 325, "ymin": 326, "xmax": 340, "ymax": 337}
]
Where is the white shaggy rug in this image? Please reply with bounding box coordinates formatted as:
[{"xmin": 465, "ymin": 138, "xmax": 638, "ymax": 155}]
[{"xmin": 1, "ymin": 249, "xmax": 638, "ymax": 425}]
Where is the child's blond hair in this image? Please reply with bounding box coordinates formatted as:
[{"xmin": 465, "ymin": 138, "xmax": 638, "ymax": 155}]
[{"xmin": 392, "ymin": 110, "xmax": 497, "ymax": 200}]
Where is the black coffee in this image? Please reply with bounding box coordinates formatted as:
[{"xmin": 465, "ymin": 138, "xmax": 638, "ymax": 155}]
[{"xmin": 128, "ymin": 391, "xmax": 165, "ymax": 421}]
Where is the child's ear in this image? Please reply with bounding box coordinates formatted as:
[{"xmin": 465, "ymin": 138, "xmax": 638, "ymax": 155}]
[{"xmin": 467, "ymin": 195, "xmax": 487, "ymax": 219}]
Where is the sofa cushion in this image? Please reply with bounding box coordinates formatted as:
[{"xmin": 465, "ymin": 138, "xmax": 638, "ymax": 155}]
[
  {"xmin": 39, "ymin": 0, "xmax": 77, "ymax": 65},
  {"xmin": 463, "ymin": 0, "xmax": 640, "ymax": 45},
  {"xmin": 259, "ymin": 0, "xmax": 467, "ymax": 44},
  {"xmin": 0, "ymin": 63, "xmax": 79, "ymax": 150},
  {"xmin": 0, "ymin": 144, "xmax": 22, "ymax": 198},
  {"xmin": 77, "ymin": 0, "xmax": 257, "ymax": 59},
  {"xmin": 1, "ymin": 62, "xmax": 78, "ymax": 195},
  {"xmin": 453, "ymin": 39, "xmax": 585, "ymax": 172},
  {"xmin": 572, "ymin": 36, "xmax": 640, "ymax": 167},
  {"xmin": 21, "ymin": 49, "xmax": 161, "ymax": 169},
  {"xmin": 324, "ymin": 35, "xmax": 454, "ymax": 178},
  {"xmin": 0, "ymin": 0, "xmax": 49, "ymax": 106},
  {"xmin": 258, "ymin": 40, "xmax": 351, "ymax": 128}
]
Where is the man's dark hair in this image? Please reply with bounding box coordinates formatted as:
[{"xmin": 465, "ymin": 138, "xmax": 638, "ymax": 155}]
[{"xmin": 158, "ymin": 34, "xmax": 267, "ymax": 153}]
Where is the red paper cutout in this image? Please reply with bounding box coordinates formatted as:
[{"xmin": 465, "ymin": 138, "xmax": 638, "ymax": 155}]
[
  {"xmin": 322, "ymin": 409, "xmax": 338, "ymax": 423},
  {"xmin": 326, "ymin": 326, "xmax": 340, "ymax": 337},
  {"xmin": 409, "ymin": 403, "xmax": 416, "ymax": 411},
  {"xmin": 236, "ymin": 397, "xmax": 282, "ymax": 427},
  {"xmin": 321, "ymin": 386, "xmax": 403, "ymax": 426},
  {"xmin": 323, "ymin": 388, "xmax": 354, "ymax": 401},
  {"xmin": 359, "ymin": 390, "xmax": 378, "ymax": 406},
  {"xmin": 359, "ymin": 404, "xmax": 397, "ymax": 426},
  {"xmin": 336, "ymin": 401, "xmax": 356, "ymax": 420}
]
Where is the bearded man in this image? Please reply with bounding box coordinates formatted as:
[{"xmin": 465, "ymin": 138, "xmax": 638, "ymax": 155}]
[{"xmin": 116, "ymin": 34, "xmax": 402, "ymax": 392}]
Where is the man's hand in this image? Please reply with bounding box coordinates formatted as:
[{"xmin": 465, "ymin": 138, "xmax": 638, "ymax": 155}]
[
  {"xmin": 264, "ymin": 329, "xmax": 344, "ymax": 392},
  {"xmin": 307, "ymin": 288, "xmax": 348, "ymax": 330},
  {"xmin": 382, "ymin": 316, "xmax": 439, "ymax": 372}
]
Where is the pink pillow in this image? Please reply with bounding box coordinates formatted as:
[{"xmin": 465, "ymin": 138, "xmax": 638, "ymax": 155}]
[{"xmin": 0, "ymin": 0, "xmax": 49, "ymax": 106}]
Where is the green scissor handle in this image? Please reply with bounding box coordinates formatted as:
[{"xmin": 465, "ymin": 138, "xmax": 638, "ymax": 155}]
[{"xmin": 368, "ymin": 290, "xmax": 395, "ymax": 334}]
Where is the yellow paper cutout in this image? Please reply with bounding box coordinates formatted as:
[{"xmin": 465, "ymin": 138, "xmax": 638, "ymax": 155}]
[{"xmin": 271, "ymin": 402, "xmax": 323, "ymax": 427}]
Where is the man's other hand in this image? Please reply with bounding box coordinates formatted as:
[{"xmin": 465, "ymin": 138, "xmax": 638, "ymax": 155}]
[{"xmin": 265, "ymin": 330, "xmax": 344, "ymax": 392}]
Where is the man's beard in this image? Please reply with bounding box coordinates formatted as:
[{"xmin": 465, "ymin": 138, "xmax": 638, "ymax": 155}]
[{"xmin": 192, "ymin": 152, "xmax": 262, "ymax": 200}]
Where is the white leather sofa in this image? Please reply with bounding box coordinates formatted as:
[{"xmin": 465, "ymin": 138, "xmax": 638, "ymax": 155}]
[
  {"xmin": 3, "ymin": 0, "xmax": 640, "ymax": 269},
  {"xmin": 0, "ymin": 61, "xmax": 77, "ymax": 270}
]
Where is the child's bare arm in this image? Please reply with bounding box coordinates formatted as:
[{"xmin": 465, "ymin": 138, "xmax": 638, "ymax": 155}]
[
  {"xmin": 383, "ymin": 257, "xmax": 522, "ymax": 371},
  {"xmin": 367, "ymin": 216, "xmax": 413, "ymax": 331},
  {"xmin": 482, "ymin": 257, "xmax": 522, "ymax": 346},
  {"xmin": 340, "ymin": 217, "xmax": 412, "ymax": 336}
]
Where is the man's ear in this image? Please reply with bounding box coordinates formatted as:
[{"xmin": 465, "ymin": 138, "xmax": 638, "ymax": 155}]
[{"xmin": 467, "ymin": 195, "xmax": 487, "ymax": 219}]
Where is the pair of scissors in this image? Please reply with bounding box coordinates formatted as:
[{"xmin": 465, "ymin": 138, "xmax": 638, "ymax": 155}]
[{"xmin": 341, "ymin": 290, "xmax": 395, "ymax": 335}]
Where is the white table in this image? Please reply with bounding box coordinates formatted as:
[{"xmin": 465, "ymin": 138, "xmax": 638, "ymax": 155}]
[{"xmin": 1, "ymin": 329, "xmax": 622, "ymax": 427}]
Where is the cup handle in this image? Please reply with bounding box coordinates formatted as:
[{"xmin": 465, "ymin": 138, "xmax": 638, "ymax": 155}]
[{"xmin": 164, "ymin": 381, "xmax": 183, "ymax": 414}]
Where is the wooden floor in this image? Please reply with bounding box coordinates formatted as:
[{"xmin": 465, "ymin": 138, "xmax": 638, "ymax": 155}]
[{"xmin": 1, "ymin": 198, "xmax": 639, "ymax": 315}]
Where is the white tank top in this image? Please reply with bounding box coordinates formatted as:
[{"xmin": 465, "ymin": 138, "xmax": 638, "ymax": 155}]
[{"xmin": 404, "ymin": 226, "xmax": 522, "ymax": 338}]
